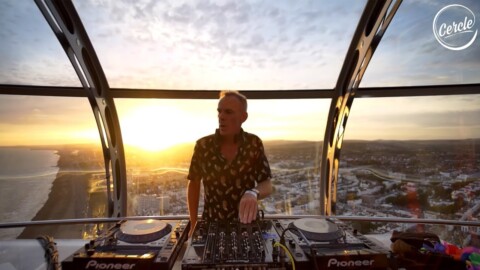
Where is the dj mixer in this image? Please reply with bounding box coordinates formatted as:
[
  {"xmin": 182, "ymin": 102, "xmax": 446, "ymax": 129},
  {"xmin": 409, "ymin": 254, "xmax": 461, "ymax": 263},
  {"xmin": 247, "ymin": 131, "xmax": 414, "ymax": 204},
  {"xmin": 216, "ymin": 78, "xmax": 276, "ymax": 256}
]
[
  {"xmin": 182, "ymin": 217, "xmax": 393, "ymax": 270},
  {"xmin": 61, "ymin": 217, "xmax": 394, "ymax": 269}
]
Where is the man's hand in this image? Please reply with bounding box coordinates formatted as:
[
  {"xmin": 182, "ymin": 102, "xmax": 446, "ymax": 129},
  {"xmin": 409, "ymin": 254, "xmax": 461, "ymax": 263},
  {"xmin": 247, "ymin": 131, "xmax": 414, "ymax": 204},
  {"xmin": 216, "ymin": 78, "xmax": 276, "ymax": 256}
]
[{"xmin": 239, "ymin": 192, "xmax": 258, "ymax": 223}]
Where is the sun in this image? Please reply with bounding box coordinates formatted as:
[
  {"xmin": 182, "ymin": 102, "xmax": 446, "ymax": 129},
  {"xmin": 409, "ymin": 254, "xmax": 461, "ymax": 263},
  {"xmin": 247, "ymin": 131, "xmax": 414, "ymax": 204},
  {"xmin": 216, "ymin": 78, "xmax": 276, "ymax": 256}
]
[{"xmin": 119, "ymin": 106, "xmax": 191, "ymax": 152}]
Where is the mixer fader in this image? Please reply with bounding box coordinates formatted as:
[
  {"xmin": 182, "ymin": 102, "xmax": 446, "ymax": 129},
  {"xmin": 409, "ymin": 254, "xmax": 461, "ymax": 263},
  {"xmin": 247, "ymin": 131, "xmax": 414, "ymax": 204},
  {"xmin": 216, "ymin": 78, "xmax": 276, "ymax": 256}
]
[
  {"xmin": 182, "ymin": 219, "xmax": 296, "ymax": 269},
  {"xmin": 182, "ymin": 217, "xmax": 393, "ymax": 270}
]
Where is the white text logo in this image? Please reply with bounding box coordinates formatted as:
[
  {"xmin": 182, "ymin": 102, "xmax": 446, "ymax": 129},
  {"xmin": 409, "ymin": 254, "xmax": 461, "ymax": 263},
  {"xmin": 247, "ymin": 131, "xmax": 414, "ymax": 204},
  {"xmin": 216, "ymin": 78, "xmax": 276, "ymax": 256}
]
[
  {"xmin": 85, "ymin": 260, "xmax": 135, "ymax": 269},
  {"xmin": 433, "ymin": 4, "xmax": 477, "ymax": 50},
  {"xmin": 327, "ymin": 258, "xmax": 374, "ymax": 267}
]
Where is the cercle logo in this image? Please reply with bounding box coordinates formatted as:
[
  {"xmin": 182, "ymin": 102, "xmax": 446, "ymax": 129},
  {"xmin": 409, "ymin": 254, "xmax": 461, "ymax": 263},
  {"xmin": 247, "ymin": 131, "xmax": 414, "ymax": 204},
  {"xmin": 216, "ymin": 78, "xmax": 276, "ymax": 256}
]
[{"xmin": 433, "ymin": 4, "xmax": 478, "ymax": 50}]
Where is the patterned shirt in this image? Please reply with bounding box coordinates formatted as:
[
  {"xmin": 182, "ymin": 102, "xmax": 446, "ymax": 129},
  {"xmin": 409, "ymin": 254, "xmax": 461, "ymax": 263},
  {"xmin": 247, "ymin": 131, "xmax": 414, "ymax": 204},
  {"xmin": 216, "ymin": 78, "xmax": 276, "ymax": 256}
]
[{"xmin": 188, "ymin": 129, "xmax": 272, "ymax": 221}]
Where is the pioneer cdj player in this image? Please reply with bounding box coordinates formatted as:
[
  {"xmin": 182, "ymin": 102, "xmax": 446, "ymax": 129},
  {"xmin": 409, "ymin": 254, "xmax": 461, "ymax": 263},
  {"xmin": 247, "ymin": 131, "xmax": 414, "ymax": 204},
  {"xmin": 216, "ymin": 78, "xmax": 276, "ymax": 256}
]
[
  {"xmin": 182, "ymin": 217, "xmax": 393, "ymax": 270},
  {"xmin": 61, "ymin": 217, "xmax": 393, "ymax": 270},
  {"xmin": 274, "ymin": 218, "xmax": 393, "ymax": 269},
  {"xmin": 61, "ymin": 219, "xmax": 189, "ymax": 270}
]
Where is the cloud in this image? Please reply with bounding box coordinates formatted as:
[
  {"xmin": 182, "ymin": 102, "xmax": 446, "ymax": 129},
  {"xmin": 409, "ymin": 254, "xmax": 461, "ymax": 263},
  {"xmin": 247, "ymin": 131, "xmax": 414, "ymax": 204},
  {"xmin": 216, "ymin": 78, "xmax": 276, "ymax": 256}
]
[
  {"xmin": 380, "ymin": 109, "xmax": 480, "ymax": 128},
  {"xmin": 0, "ymin": 1, "xmax": 81, "ymax": 86},
  {"xmin": 0, "ymin": 96, "xmax": 93, "ymax": 126},
  {"xmin": 362, "ymin": 0, "xmax": 480, "ymax": 87},
  {"xmin": 4, "ymin": 0, "xmax": 479, "ymax": 90},
  {"xmin": 1, "ymin": 1, "xmax": 479, "ymax": 146},
  {"xmin": 67, "ymin": 0, "xmax": 368, "ymax": 89}
]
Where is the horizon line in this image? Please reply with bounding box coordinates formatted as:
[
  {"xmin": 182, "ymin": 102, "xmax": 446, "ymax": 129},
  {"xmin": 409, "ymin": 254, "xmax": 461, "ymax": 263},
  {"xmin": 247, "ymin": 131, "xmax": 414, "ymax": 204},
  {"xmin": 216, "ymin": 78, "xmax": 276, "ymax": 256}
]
[{"xmin": 1, "ymin": 137, "xmax": 479, "ymax": 149}]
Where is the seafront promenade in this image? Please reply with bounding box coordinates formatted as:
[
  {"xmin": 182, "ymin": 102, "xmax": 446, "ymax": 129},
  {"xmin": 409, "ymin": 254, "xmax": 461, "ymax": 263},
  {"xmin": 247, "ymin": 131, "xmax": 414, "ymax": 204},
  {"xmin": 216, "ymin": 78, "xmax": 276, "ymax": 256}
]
[{"xmin": 18, "ymin": 147, "xmax": 105, "ymax": 239}]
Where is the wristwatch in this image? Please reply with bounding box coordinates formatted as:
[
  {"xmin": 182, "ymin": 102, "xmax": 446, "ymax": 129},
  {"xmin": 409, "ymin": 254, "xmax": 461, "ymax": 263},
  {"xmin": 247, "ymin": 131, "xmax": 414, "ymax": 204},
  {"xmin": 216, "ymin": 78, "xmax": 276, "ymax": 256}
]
[{"xmin": 250, "ymin": 188, "xmax": 260, "ymax": 196}]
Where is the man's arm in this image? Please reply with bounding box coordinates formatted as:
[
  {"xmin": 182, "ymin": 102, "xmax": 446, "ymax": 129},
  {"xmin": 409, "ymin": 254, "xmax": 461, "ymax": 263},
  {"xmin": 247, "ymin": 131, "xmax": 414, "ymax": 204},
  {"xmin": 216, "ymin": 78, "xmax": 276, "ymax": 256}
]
[
  {"xmin": 239, "ymin": 178, "xmax": 272, "ymax": 224},
  {"xmin": 255, "ymin": 178, "xmax": 272, "ymax": 199},
  {"xmin": 187, "ymin": 179, "xmax": 201, "ymax": 236}
]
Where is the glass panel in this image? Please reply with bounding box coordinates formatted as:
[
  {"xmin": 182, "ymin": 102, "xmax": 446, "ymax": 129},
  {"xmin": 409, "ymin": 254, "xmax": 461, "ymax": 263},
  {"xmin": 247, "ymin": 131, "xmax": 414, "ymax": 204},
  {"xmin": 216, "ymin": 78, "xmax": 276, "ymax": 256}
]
[
  {"xmin": 0, "ymin": 2, "xmax": 80, "ymax": 86},
  {"xmin": 0, "ymin": 95, "xmax": 104, "ymax": 240},
  {"xmin": 73, "ymin": 0, "xmax": 366, "ymax": 90},
  {"xmin": 362, "ymin": 0, "xmax": 480, "ymax": 87},
  {"xmin": 338, "ymin": 94, "xmax": 480, "ymax": 247},
  {"xmin": 115, "ymin": 98, "xmax": 330, "ymax": 216}
]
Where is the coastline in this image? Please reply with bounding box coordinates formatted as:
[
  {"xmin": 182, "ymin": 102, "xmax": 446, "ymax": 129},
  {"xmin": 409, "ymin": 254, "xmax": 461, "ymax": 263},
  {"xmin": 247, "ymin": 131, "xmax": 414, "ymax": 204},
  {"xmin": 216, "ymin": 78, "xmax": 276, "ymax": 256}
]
[
  {"xmin": 17, "ymin": 147, "xmax": 105, "ymax": 239},
  {"xmin": 17, "ymin": 170, "xmax": 91, "ymax": 239}
]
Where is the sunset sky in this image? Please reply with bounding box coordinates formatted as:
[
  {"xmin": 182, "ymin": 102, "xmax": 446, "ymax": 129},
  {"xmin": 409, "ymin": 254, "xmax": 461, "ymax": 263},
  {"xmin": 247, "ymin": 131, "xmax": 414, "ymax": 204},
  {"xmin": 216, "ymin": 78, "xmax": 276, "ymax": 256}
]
[{"xmin": 0, "ymin": 0, "xmax": 479, "ymax": 150}]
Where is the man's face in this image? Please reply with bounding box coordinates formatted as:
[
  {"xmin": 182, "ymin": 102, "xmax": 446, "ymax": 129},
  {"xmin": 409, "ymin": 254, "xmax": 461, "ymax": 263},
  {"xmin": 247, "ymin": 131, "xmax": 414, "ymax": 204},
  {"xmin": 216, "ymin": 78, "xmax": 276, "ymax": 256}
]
[{"xmin": 217, "ymin": 95, "xmax": 247, "ymax": 136}]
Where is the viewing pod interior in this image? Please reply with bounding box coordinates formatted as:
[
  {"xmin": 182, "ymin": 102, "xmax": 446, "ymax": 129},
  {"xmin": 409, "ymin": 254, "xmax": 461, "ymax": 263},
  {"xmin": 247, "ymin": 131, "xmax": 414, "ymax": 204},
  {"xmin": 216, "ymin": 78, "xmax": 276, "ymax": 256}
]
[{"xmin": 1, "ymin": 0, "xmax": 480, "ymax": 269}]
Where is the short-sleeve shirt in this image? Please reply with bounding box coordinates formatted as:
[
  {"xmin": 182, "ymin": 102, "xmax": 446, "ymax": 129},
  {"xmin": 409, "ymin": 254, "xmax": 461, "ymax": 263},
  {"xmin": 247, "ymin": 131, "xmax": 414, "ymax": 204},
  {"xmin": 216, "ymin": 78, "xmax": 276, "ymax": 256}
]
[{"xmin": 187, "ymin": 129, "xmax": 272, "ymax": 221}]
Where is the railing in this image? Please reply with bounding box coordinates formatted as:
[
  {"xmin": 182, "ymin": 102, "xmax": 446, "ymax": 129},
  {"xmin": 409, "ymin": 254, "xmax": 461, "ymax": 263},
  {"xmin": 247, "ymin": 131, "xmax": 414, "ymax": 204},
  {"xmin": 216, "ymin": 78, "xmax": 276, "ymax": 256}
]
[{"xmin": 2, "ymin": 215, "xmax": 479, "ymax": 229}]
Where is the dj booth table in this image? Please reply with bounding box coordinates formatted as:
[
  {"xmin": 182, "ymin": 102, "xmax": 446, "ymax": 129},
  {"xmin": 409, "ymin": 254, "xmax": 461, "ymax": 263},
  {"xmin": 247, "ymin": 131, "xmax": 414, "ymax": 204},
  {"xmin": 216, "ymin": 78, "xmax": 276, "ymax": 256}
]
[
  {"xmin": 0, "ymin": 218, "xmax": 396, "ymax": 270},
  {"xmin": 0, "ymin": 235, "xmax": 392, "ymax": 270}
]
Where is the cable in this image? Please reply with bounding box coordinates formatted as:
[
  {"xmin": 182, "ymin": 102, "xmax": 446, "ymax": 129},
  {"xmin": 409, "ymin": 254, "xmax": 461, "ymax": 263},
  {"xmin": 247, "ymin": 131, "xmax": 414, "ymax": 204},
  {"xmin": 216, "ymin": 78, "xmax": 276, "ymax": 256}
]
[
  {"xmin": 36, "ymin": 235, "xmax": 60, "ymax": 270},
  {"xmin": 273, "ymin": 241, "xmax": 296, "ymax": 270},
  {"xmin": 257, "ymin": 209, "xmax": 265, "ymax": 220},
  {"xmin": 276, "ymin": 227, "xmax": 302, "ymax": 270},
  {"xmin": 280, "ymin": 227, "xmax": 301, "ymax": 241}
]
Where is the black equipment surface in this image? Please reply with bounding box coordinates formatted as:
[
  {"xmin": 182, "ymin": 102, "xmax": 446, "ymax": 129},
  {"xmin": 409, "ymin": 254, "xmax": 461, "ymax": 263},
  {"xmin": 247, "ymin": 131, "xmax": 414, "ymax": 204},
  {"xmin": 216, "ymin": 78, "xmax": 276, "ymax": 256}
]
[
  {"xmin": 61, "ymin": 219, "xmax": 189, "ymax": 270},
  {"xmin": 275, "ymin": 218, "xmax": 392, "ymax": 269},
  {"xmin": 182, "ymin": 219, "xmax": 291, "ymax": 270},
  {"xmin": 182, "ymin": 217, "xmax": 393, "ymax": 270}
]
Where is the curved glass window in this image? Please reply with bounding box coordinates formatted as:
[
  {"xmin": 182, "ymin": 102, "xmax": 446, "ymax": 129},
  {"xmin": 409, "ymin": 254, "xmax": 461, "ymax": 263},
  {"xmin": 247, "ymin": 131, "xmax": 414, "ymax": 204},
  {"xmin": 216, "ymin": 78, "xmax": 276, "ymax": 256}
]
[
  {"xmin": 0, "ymin": 2, "xmax": 79, "ymax": 86},
  {"xmin": 115, "ymin": 98, "xmax": 330, "ymax": 216},
  {"xmin": 73, "ymin": 0, "xmax": 366, "ymax": 90},
  {"xmin": 362, "ymin": 0, "xmax": 480, "ymax": 87},
  {"xmin": 0, "ymin": 95, "xmax": 103, "ymax": 240},
  {"xmin": 339, "ymin": 94, "xmax": 480, "ymax": 246},
  {"xmin": 0, "ymin": 0, "xmax": 479, "ymax": 251}
]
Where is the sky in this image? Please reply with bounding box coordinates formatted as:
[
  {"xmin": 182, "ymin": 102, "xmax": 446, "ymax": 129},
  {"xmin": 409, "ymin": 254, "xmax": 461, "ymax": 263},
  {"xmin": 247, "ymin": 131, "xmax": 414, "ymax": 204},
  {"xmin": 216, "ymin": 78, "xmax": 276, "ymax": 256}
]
[
  {"xmin": 73, "ymin": 0, "xmax": 363, "ymax": 90},
  {"xmin": 0, "ymin": 0, "xmax": 479, "ymax": 150}
]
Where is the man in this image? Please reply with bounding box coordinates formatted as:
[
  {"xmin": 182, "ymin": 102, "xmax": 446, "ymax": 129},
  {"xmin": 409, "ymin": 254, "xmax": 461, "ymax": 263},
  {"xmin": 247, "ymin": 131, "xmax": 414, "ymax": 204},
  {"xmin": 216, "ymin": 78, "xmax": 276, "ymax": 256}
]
[{"xmin": 187, "ymin": 90, "xmax": 272, "ymax": 235}]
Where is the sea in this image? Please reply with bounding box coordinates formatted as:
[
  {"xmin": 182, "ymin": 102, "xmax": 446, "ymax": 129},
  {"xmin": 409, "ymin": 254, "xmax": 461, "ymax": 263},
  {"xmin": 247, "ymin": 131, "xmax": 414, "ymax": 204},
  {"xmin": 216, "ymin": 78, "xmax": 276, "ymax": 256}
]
[{"xmin": 0, "ymin": 147, "xmax": 59, "ymax": 239}]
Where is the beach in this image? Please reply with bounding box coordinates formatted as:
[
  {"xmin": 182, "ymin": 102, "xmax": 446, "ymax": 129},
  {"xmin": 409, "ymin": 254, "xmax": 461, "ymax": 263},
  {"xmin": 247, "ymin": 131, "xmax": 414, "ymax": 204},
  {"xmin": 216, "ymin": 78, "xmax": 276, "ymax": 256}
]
[
  {"xmin": 17, "ymin": 172, "xmax": 91, "ymax": 239},
  {"xmin": 17, "ymin": 147, "xmax": 106, "ymax": 239}
]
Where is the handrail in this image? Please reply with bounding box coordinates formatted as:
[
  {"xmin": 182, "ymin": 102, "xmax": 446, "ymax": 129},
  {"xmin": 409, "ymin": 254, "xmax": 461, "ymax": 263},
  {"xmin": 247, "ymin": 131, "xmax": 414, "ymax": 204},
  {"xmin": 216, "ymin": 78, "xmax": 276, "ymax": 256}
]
[
  {"xmin": 0, "ymin": 215, "xmax": 189, "ymax": 229},
  {"xmin": 1, "ymin": 215, "xmax": 479, "ymax": 229}
]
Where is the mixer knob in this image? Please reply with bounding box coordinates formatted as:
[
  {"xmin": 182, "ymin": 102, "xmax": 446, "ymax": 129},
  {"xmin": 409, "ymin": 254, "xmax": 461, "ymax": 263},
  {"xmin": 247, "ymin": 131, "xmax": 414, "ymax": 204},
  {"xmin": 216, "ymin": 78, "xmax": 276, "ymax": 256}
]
[{"xmin": 86, "ymin": 248, "xmax": 95, "ymax": 256}]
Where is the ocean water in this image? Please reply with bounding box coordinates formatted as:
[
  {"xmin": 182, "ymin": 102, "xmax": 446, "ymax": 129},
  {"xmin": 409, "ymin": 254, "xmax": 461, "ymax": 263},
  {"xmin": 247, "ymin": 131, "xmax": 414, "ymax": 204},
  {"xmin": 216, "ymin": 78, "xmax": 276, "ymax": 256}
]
[{"xmin": 0, "ymin": 147, "xmax": 59, "ymax": 239}]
